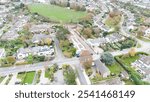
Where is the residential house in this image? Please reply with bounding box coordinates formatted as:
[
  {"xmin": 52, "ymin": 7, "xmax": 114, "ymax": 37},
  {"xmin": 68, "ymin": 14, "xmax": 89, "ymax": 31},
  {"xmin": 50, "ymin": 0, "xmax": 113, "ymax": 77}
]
[
  {"xmin": 32, "ymin": 34, "xmax": 52, "ymax": 44},
  {"xmin": 87, "ymin": 38, "xmax": 107, "ymax": 47},
  {"xmin": 1, "ymin": 30, "xmax": 19, "ymax": 40},
  {"xmin": 0, "ymin": 21, "xmax": 3, "ymax": 28},
  {"xmin": 96, "ymin": 77, "xmax": 124, "ymax": 85},
  {"xmin": 70, "ymin": 35, "xmax": 85, "ymax": 55},
  {"xmin": 30, "ymin": 24, "xmax": 54, "ymax": 34},
  {"xmin": 94, "ymin": 59, "xmax": 110, "ymax": 78},
  {"xmin": 17, "ymin": 46, "xmax": 54, "ymax": 59},
  {"xmin": 106, "ymin": 33, "xmax": 125, "ymax": 43},
  {"xmin": 0, "ymin": 48, "xmax": 5, "ymax": 58},
  {"xmin": 87, "ymin": 33, "xmax": 126, "ymax": 47},
  {"xmin": 120, "ymin": 71, "xmax": 129, "ymax": 79},
  {"xmin": 144, "ymin": 28, "xmax": 150, "ymax": 38},
  {"xmin": 132, "ymin": 55, "xmax": 150, "ymax": 76},
  {"xmin": 132, "ymin": 55, "xmax": 150, "ymax": 69}
]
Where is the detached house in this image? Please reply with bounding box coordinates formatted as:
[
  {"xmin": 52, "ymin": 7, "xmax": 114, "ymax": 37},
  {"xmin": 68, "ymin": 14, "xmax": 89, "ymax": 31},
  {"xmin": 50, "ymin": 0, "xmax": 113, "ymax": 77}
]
[
  {"xmin": 17, "ymin": 46, "xmax": 54, "ymax": 60},
  {"xmin": 32, "ymin": 34, "xmax": 52, "ymax": 44},
  {"xmin": 94, "ymin": 59, "xmax": 110, "ymax": 78},
  {"xmin": 0, "ymin": 48, "xmax": 5, "ymax": 58},
  {"xmin": 132, "ymin": 55, "xmax": 150, "ymax": 69},
  {"xmin": 132, "ymin": 55, "xmax": 150, "ymax": 76},
  {"xmin": 144, "ymin": 28, "xmax": 150, "ymax": 38}
]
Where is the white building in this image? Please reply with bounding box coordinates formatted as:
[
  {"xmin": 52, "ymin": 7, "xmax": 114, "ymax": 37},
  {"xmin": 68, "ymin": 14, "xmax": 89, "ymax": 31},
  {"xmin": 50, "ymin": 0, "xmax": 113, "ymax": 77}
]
[
  {"xmin": 0, "ymin": 48, "xmax": 6, "ymax": 58},
  {"xmin": 95, "ymin": 59, "xmax": 110, "ymax": 78},
  {"xmin": 17, "ymin": 46, "xmax": 54, "ymax": 59},
  {"xmin": 144, "ymin": 28, "xmax": 150, "ymax": 38}
]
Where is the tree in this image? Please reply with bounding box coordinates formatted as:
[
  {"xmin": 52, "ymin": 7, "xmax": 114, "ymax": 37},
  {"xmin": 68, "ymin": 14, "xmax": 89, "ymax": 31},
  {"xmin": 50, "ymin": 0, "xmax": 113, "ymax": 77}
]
[
  {"xmin": 82, "ymin": 27, "xmax": 93, "ymax": 38},
  {"xmin": 81, "ymin": 13, "xmax": 93, "ymax": 21},
  {"xmin": 80, "ymin": 50, "xmax": 93, "ymax": 69},
  {"xmin": 129, "ymin": 48, "xmax": 136, "ymax": 57},
  {"xmin": 101, "ymin": 52, "xmax": 115, "ymax": 65},
  {"xmin": 64, "ymin": 69, "xmax": 76, "ymax": 85},
  {"xmin": 44, "ymin": 38, "xmax": 52, "ymax": 46},
  {"xmin": 6, "ymin": 56, "xmax": 16, "ymax": 65},
  {"xmin": 53, "ymin": 63, "xmax": 58, "ymax": 72},
  {"xmin": 136, "ymin": 30, "xmax": 143, "ymax": 38},
  {"xmin": 27, "ymin": 54, "xmax": 33, "ymax": 64}
]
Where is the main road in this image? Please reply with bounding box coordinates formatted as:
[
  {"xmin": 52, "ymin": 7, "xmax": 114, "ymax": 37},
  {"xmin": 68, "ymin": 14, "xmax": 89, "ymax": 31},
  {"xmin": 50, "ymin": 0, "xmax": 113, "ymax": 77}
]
[{"xmin": 0, "ymin": 35, "xmax": 89, "ymax": 85}]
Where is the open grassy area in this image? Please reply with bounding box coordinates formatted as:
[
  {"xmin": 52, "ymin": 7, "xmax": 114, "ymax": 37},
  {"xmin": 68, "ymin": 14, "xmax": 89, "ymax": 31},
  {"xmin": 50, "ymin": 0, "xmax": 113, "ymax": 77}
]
[
  {"xmin": 107, "ymin": 62, "xmax": 124, "ymax": 75},
  {"xmin": 28, "ymin": 3, "xmax": 87, "ymax": 23},
  {"xmin": 17, "ymin": 71, "xmax": 35, "ymax": 84},
  {"xmin": 23, "ymin": 71, "xmax": 35, "ymax": 84},
  {"xmin": 120, "ymin": 55, "xmax": 140, "ymax": 66}
]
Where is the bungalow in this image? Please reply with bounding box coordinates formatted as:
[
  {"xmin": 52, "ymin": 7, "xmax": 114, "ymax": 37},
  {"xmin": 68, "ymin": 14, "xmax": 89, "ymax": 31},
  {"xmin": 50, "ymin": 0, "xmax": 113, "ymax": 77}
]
[
  {"xmin": 1, "ymin": 30, "xmax": 19, "ymax": 40},
  {"xmin": 144, "ymin": 28, "xmax": 150, "ymax": 38},
  {"xmin": 87, "ymin": 38, "xmax": 107, "ymax": 47},
  {"xmin": 87, "ymin": 33, "xmax": 125, "ymax": 47},
  {"xmin": 17, "ymin": 46, "xmax": 54, "ymax": 60},
  {"xmin": 32, "ymin": 34, "xmax": 52, "ymax": 44},
  {"xmin": 106, "ymin": 33, "xmax": 125, "ymax": 43},
  {"xmin": 70, "ymin": 35, "xmax": 85, "ymax": 55},
  {"xmin": 120, "ymin": 71, "xmax": 129, "ymax": 79},
  {"xmin": 0, "ymin": 48, "xmax": 5, "ymax": 58},
  {"xmin": 30, "ymin": 24, "xmax": 49, "ymax": 33},
  {"xmin": 30, "ymin": 24, "xmax": 54, "ymax": 34},
  {"xmin": 94, "ymin": 59, "xmax": 110, "ymax": 78},
  {"xmin": 97, "ymin": 77, "xmax": 124, "ymax": 85},
  {"xmin": 132, "ymin": 55, "xmax": 150, "ymax": 76},
  {"xmin": 132, "ymin": 55, "xmax": 150, "ymax": 69}
]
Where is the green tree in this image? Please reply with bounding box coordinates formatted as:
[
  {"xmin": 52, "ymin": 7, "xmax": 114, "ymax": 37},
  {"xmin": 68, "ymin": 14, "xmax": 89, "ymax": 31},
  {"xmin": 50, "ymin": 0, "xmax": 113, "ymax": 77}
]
[
  {"xmin": 65, "ymin": 69, "xmax": 76, "ymax": 85},
  {"xmin": 6, "ymin": 56, "xmax": 16, "ymax": 65},
  {"xmin": 101, "ymin": 52, "xmax": 115, "ymax": 65},
  {"xmin": 27, "ymin": 54, "xmax": 33, "ymax": 64}
]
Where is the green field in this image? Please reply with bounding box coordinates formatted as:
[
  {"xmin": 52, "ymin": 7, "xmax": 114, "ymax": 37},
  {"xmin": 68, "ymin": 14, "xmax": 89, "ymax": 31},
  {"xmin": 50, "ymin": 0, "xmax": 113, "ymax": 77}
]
[
  {"xmin": 107, "ymin": 62, "xmax": 124, "ymax": 75},
  {"xmin": 23, "ymin": 71, "xmax": 35, "ymax": 84},
  {"xmin": 17, "ymin": 71, "xmax": 35, "ymax": 84},
  {"xmin": 28, "ymin": 4, "xmax": 87, "ymax": 23}
]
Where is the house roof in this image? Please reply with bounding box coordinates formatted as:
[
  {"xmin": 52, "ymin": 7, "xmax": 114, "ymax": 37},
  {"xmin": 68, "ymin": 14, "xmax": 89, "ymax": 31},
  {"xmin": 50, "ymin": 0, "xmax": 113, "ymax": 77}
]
[
  {"xmin": 0, "ymin": 48, "xmax": 5, "ymax": 55},
  {"xmin": 32, "ymin": 34, "xmax": 51, "ymax": 43},
  {"xmin": 17, "ymin": 46, "xmax": 52, "ymax": 54},
  {"xmin": 95, "ymin": 59, "xmax": 110, "ymax": 74},
  {"xmin": 96, "ymin": 77, "xmax": 123, "ymax": 85},
  {"xmin": 121, "ymin": 70, "xmax": 129, "ymax": 78},
  {"xmin": 139, "ymin": 55, "xmax": 150, "ymax": 66}
]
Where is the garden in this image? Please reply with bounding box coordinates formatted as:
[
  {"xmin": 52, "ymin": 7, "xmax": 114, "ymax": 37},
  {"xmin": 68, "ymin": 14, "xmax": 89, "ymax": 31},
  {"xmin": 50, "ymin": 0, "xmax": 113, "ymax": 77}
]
[
  {"xmin": 115, "ymin": 52, "xmax": 149, "ymax": 85},
  {"xmin": 100, "ymin": 38, "xmax": 136, "ymax": 51},
  {"xmin": 17, "ymin": 71, "xmax": 35, "ymax": 85},
  {"xmin": 56, "ymin": 26, "xmax": 76, "ymax": 58}
]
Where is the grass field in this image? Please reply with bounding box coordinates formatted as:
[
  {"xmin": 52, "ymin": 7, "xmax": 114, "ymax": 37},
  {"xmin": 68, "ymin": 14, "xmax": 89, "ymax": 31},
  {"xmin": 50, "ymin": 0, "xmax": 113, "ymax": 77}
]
[
  {"xmin": 23, "ymin": 71, "xmax": 35, "ymax": 84},
  {"xmin": 28, "ymin": 3, "xmax": 87, "ymax": 23},
  {"xmin": 17, "ymin": 71, "xmax": 35, "ymax": 84},
  {"xmin": 107, "ymin": 62, "xmax": 124, "ymax": 75},
  {"xmin": 120, "ymin": 55, "xmax": 140, "ymax": 66}
]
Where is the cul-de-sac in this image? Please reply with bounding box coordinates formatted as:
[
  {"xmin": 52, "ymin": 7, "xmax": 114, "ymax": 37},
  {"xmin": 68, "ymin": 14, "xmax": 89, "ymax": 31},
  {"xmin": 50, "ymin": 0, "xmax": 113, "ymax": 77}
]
[{"xmin": 0, "ymin": 0, "xmax": 150, "ymax": 85}]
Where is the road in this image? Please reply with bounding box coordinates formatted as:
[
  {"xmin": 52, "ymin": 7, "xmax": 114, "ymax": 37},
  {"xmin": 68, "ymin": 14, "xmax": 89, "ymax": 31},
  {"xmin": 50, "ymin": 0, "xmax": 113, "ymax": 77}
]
[
  {"xmin": 104, "ymin": 2, "xmax": 150, "ymax": 56},
  {"xmin": 68, "ymin": 27, "xmax": 95, "ymax": 54},
  {"xmin": 0, "ymin": 35, "xmax": 90, "ymax": 85}
]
